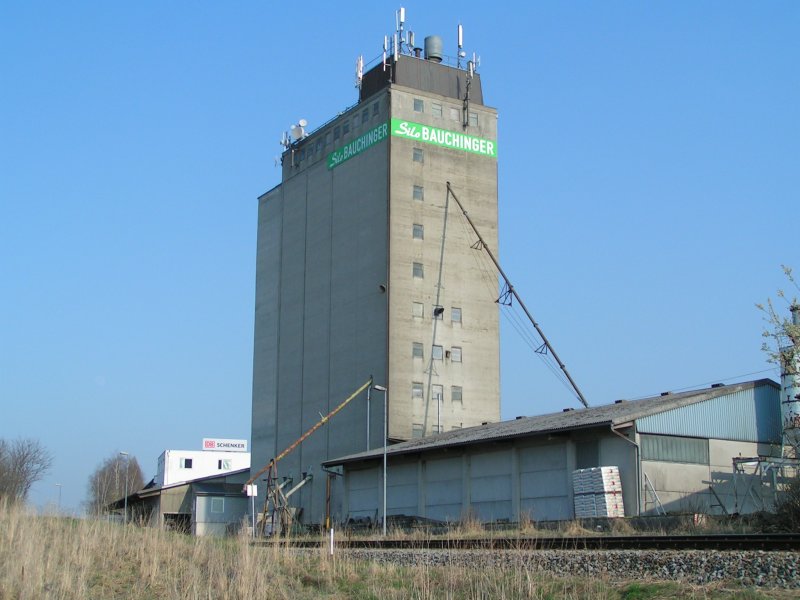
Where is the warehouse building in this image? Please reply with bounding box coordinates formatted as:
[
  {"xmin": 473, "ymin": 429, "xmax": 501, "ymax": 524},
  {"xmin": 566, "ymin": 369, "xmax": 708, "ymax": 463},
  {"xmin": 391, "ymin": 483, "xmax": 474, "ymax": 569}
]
[
  {"xmin": 323, "ymin": 379, "xmax": 782, "ymax": 523},
  {"xmin": 251, "ymin": 11, "xmax": 501, "ymax": 524}
]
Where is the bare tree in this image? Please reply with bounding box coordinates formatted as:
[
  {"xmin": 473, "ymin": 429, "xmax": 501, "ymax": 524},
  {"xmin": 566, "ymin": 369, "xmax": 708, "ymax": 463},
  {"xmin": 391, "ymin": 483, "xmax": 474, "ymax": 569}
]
[
  {"xmin": 86, "ymin": 453, "xmax": 145, "ymax": 515},
  {"xmin": 0, "ymin": 438, "xmax": 54, "ymax": 504},
  {"xmin": 757, "ymin": 265, "xmax": 800, "ymax": 377}
]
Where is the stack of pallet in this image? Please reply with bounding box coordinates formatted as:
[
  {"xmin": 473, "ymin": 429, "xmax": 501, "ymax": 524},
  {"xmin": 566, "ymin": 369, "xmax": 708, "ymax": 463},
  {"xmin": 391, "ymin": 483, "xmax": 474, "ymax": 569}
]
[{"xmin": 572, "ymin": 466, "xmax": 625, "ymax": 518}]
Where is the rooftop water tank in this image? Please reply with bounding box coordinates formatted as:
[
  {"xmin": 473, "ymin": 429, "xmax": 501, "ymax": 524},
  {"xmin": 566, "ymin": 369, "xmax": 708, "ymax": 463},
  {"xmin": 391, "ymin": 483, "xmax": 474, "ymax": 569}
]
[{"xmin": 424, "ymin": 35, "xmax": 443, "ymax": 62}]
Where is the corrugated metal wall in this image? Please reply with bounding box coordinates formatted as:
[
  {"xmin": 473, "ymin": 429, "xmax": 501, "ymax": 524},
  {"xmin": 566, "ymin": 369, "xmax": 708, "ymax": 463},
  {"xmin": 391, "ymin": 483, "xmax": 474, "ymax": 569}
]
[{"xmin": 636, "ymin": 383, "xmax": 780, "ymax": 442}]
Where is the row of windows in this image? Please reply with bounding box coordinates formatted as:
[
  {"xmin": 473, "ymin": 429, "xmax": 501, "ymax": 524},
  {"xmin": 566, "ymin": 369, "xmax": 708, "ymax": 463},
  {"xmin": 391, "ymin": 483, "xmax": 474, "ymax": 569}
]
[
  {"xmin": 294, "ymin": 100, "xmax": 382, "ymax": 165},
  {"xmin": 412, "ymin": 302, "xmax": 462, "ymax": 323},
  {"xmin": 178, "ymin": 458, "xmax": 232, "ymax": 470},
  {"xmin": 412, "ymin": 342, "xmax": 462, "ymax": 362},
  {"xmin": 413, "ymin": 97, "xmax": 479, "ymax": 126},
  {"xmin": 411, "ymin": 382, "xmax": 463, "ymax": 403}
]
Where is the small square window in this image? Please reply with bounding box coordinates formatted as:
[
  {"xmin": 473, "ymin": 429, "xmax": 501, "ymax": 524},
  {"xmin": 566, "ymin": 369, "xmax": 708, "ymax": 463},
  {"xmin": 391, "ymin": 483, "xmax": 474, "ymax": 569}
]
[
  {"xmin": 372, "ymin": 101, "xmax": 380, "ymax": 116},
  {"xmin": 413, "ymin": 98, "xmax": 424, "ymax": 112},
  {"xmin": 217, "ymin": 459, "xmax": 232, "ymax": 470},
  {"xmin": 324, "ymin": 132, "xmax": 331, "ymax": 145},
  {"xmin": 343, "ymin": 121, "xmax": 350, "ymax": 135},
  {"xmin": 362, "ymin": 109, "xmax": 369, "ymax": 124},
  {"xmin": 431, "ymin": 102, "xmax": 442, "ymax": 117},
  {"xmin": 316, "ymin": 140, "xmax": 322, "ymax": 153},
  {"xmin": 451, "ymin": 347, "xmax": 462, "ymax": 362},
  {"xmin": 432, "ymin": 384, "xmax": 443, "ymax": 402},
  {"xmin": 450, "ymin": 107, "xmax": 459, "ymax": 121},
  {"xmin": 413, "ymin": 223, "xmax": 424, "ymax": 239},
  {"xmin": 432, "ymin": 345, "xmax": 443, "ymax": 360},
  {"xmin": 413, "ymin": 185, "xmax": 424, "ymax": 201},
  {"xmin": 333, "ymin": 126, "xmax": 341, "ymax": 140},
  {"xmin": 211, "ymin": 497, "xmax": 225, "ymax": 513},
  {"xmin": 412, "ymin": 302, "xmax": 424, "ymax": 317},
  {"xmin": 432, "ymin": 305, "xmax": 443, "ymax": 319},
  {"xmin": 412, "ymin": 382, "xmax": 424, "ymax": 399},
  {"xmin": 412, "ymin": 148, "xmax": 424, "ymax": 163},
  {"xmin": 413, "ymin": 262, "xmax": 424, "ymax": 278},
  {"xmin": 180, "ymin": 458, "xmax": 193, "ymax": 469},
  {"xmin": 452, "ymin": 386, "xmax": 463, "ymax": 403},
  {"xmin": 412, "ymin": 423, "xmax": 425, "ymax": 438},
  {"xmin": 469, "ymin": 112, "xmax": 479, "ymax": 126},
  {"xmin": 412, "ymin": 342, "xmax": 424, "ymax": 359},
  {"xmin": 451, "ymin": 307, "xmax": 462, "ymax": 323}
]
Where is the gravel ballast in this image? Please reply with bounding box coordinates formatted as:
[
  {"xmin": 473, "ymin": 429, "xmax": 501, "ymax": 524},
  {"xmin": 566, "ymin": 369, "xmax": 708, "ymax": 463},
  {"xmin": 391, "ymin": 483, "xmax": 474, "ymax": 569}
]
[{"xmin": 331, "ymin": 548, "xmax": 800, "ymax": 588}]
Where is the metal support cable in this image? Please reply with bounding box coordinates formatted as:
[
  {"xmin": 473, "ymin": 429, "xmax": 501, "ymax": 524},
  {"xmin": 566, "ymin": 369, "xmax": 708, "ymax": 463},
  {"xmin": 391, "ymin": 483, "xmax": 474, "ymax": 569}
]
[{"xmin": 446, "ymin": 182, "xmax": 589, "ymax": 408}]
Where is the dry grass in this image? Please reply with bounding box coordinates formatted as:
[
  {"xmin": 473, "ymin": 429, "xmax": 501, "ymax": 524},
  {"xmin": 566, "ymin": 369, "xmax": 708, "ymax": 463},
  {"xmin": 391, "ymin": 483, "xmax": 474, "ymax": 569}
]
[{"xmin": 0, "ymin": 501, "xmax": 789, "ymax": 599}]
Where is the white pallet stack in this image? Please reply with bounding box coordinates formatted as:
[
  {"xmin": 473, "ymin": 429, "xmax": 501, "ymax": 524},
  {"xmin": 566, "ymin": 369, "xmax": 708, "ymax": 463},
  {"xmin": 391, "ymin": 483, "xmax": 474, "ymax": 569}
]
[{"xmin": 572, "ymin": 466, "xmax": 625, "ymax": 518}]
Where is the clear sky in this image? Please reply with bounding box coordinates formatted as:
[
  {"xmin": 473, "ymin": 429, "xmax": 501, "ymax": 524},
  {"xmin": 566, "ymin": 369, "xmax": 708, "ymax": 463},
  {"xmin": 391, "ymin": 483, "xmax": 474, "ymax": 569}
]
[{"xmin": 1, "ymin": 2, "xmax": 797, "ymax": 514}]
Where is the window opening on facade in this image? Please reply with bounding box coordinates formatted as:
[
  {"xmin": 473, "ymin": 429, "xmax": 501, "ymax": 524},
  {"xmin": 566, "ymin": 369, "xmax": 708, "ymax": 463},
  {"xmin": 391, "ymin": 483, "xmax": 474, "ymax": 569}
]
[
  {"xmin": 333, "ymin": 126, "xmax": 340, "ymax": 140},
  {"xmin": 452, "ymin": 386, "xmax": 463, "ymax": 403},
  {"xmin": 451, "ymin": 307, "xmax": 462, "ymax": 323},
  {"xmin": 211, "ymin": 497, "xmax": 225, "ymax": 513},
  {"xmin": 217, "ymin": 459, "xmax": 232, "ymax": 470},
  {"xmin": 412, "ymin": 382, "xmax": 424, "ymax": 399},
  {"xmin": 468, "ymin": 112, "xmax": 479, "ymax": 126},
  {"xmin": 413, "ymin": 148, "xmax": 424, "ymax": 163},
  {"xmin": 180, "ymin": 458, "xmax": 193, "ymax": 469},
  {"xmin": 413, "ymin": 185, "xmax": 424, "ymax": 201},
  {"xmin": 412, "ymin": 302, "xmax": 424, "ymax": 317},
  {"xmin": 413, "ymin": 223, "xmax": 424, "ymax": 239},
  {"xmin": 413, "ymin": 262, "xmax": 424, "ymax": 278},
  {"xmin": 450, "ymin": 107, "xmax": 459, "ymax": 121},
  {"xmin": 412, "ymin": 423, "xmax": 425, "ymax": 438},
  {"xmin": 412, "ymin": 342, "xmax": 424, "ymax": 359},
  {"xmin": 432, "ymin": 345, "xmax": 443, "ymax": 360},
  {"xmin": 431, "ymin": 102, "xmax": 443, "ymax": 117},
  {"xmin": 432, "ymin": 305, "xmax": 443, "ymax": 319},
  {"xmin": 362, "ymin": 109, "xmax": 369, "ymax": 124},
  {"xmin": 372, "ymin": 101, "xmax": 380, "ymax": 116},
  {"xmin": 451, "ymin": 347, "xmax": 462, "ymax": 362},
  {"xmin": 413, "ymin": 98, "xmax": 424, "ymax": 112}
]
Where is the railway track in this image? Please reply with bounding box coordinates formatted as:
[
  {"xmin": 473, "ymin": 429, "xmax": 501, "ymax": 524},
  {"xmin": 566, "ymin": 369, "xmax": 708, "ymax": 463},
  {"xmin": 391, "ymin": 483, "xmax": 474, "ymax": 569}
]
[{"xmin": 260, "ymin": 533, "xmax": 800, "ymax": 551}]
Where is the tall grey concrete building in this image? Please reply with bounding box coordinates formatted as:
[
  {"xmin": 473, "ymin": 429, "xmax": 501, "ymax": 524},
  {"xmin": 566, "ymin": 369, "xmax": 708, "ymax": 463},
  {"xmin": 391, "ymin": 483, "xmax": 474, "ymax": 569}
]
[{"xmin": 251, "ymin": 25, "xmax": 500, "ymax": 524}]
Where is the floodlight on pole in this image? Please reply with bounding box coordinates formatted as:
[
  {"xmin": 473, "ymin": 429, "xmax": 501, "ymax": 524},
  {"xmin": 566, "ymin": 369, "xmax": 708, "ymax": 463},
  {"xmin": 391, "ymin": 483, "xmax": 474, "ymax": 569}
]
[{"xmin": 370, "ymin": 384, "xmax": 388, "ymax": 535}]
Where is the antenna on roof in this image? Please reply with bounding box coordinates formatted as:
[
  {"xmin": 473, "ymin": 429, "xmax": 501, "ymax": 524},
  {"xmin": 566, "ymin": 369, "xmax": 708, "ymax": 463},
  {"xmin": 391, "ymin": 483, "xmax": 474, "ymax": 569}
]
[
  {"xmin": 457, "ymin": 23, "xmax": 464, "ymax": 68},
  {"xmin": 355, "ymin": 54, "xmax": 364, "ymax": 89},
  {"xmin": 383, "ymin": 35, "xmax": 388, "ymax": 71},
  {"xmin": 396, "ymin": 7, "xmax": 406, "ymax": 53}
]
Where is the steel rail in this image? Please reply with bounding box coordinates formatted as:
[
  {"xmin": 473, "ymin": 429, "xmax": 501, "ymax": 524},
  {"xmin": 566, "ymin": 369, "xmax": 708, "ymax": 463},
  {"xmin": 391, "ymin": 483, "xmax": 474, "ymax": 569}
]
[{"xmin": 257, "ymin": 533, "xmax": 800, "ymax": 552}]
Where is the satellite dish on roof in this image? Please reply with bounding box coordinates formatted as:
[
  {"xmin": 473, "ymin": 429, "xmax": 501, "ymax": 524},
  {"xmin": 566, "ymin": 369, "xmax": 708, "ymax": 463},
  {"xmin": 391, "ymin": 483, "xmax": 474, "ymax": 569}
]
[{"xmin": 290, "ymin": 119, "xmax": 308, "ymax": 141}]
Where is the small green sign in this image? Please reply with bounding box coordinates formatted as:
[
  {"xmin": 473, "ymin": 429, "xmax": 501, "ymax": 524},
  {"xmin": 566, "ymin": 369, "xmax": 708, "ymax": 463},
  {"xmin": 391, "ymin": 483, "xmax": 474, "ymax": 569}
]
[
  {"xmin": 390, "ymin": 118, "xmax": 497, "ymax": 158},
  {"xmin": 327, "ymin": 123, "xmax": 389, "ymax": 170}
]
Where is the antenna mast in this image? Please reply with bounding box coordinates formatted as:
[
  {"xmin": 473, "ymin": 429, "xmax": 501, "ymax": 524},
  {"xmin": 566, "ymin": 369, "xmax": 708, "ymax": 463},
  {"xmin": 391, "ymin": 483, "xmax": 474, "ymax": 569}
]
[{"xmin": 446, "ymin": 183, "xmax": 590, "ymax": 408}]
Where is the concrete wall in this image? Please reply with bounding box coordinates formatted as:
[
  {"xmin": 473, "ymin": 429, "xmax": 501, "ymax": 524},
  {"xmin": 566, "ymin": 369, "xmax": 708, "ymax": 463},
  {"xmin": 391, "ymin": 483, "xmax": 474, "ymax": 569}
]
[
  {"xmin": 193, "ymin": 495, "xmax": 249, "ymax": 536},
  {"xmin": 640, "ymin": 437, "xmax": 767, "ymax": 515},
  {"xmin": 342, "ymin": 429, "xmax": 637, "ymax": 524},
  {"xmin": 251, "ymin": 94, "xmax": 390, "ymax": 526},
  {"xmin": 387, "ymin": 85, "xmax": 500, "ymax": 440}
]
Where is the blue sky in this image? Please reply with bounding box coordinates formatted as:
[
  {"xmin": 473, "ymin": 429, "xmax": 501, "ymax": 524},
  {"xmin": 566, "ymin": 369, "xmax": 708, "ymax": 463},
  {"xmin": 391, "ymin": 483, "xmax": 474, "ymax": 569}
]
[{"xmin": 1, "ymin": 2, "xmax": 797, "ymax": 513}]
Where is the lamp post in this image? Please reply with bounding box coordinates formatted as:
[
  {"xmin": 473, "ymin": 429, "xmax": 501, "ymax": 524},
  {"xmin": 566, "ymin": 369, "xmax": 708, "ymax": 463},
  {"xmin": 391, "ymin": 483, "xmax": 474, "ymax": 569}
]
[
  {"xmin": 119, "ymin": 452, "xmax": 129, "ymax": 524},
  {"xmin": 366, "ymin": 379, "xmax": 372, "ymax": 451},
  {"xmin": 55, "ymin": 483, "xmax": 62, "ymax": 512},
  {"xmin": 371, "ymin": 384, "xmax": 388, "ymax": 536}
]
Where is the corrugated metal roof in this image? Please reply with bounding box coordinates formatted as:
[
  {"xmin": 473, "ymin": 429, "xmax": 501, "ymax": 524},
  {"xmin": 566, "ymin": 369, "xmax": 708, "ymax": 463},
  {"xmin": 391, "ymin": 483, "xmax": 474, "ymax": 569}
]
[{"xmin": 323, "ymin": 379, "xmax": 779, "ymax": 466}]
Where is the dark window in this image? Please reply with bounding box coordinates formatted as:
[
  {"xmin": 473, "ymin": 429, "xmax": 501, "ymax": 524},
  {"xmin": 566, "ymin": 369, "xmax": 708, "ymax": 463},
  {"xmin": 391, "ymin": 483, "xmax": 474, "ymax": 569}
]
[
  {"xmin": 641, "ymin": 434, "xmax": 709, "ymax": 464},
  {"xmin": 413, "ymin": 148, "xmax": 424, "ymax": 163}
]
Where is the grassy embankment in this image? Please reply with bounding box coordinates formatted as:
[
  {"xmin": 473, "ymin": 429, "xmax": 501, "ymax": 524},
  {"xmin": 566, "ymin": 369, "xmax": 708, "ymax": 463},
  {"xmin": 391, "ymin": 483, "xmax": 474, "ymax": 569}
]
[{"xmin": 0, "ymin": 502, "xmax": 789, "ymax": 599}]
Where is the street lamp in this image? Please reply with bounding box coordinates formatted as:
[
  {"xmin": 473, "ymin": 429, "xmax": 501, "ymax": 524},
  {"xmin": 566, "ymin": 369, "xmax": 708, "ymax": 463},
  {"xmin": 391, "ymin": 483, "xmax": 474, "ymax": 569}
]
[
  {"xmin": 55, "ymin": 483, "xmax": 62, "ymax": 512},
  {"xmin": 371, "ymin": 384, "xmax": 388, "ymax": 536},
  {"xmin": 119, "ymin": 452, "xmax": 129, "ymax": 524}
]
